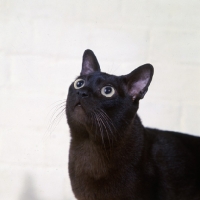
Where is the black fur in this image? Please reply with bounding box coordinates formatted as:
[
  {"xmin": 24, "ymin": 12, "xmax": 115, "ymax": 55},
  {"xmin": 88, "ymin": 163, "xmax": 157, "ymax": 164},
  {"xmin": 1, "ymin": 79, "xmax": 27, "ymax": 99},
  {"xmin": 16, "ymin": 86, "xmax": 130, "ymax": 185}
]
[{"xmin": 66, "ymin": 49, "xmax": 200, "ymax": 200}]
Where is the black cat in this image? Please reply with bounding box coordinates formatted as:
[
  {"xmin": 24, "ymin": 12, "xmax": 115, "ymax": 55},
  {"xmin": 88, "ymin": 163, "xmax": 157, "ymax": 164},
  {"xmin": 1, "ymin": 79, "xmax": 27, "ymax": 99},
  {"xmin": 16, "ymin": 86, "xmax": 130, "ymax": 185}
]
[{"xmin": 66, "ymin": 50, "xmax": 200, "ymax": 200}]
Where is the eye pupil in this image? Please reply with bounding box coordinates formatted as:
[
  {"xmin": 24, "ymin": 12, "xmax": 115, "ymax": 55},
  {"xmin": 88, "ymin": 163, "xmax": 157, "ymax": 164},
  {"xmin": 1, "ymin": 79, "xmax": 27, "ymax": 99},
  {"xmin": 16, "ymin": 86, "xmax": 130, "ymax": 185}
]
[
  {"xmin": 74, "ymin": 79, "xmax": 85, "ymax": 89},
  {"xmin": 77, "ymin": 80, "xmax": 84, "ymax": 87},
  {"xmin": 104, "ymin": 87, "xmax": 112, "ymax": 94},
  {"xmin": 101, "ymin": 86, "xmax": 115, "ymax": 97}
]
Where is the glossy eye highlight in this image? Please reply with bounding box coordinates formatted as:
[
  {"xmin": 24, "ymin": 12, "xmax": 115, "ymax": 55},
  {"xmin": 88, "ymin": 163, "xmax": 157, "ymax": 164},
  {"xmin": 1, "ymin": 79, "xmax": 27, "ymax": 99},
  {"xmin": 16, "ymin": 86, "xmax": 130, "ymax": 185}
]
[
  {"xmin": 101, "ymin": 86, "xmax": 115, "ymax": 97},
  {"xmin": 74, "ymin": 79, "xmax": 85, "ymax": 89}
]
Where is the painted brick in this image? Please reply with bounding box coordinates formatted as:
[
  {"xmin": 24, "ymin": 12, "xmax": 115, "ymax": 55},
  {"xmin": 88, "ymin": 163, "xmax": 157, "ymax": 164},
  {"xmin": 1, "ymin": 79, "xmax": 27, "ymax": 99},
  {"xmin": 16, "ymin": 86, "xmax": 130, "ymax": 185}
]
[
  {"xmin": 9, "ymin": 55, "xmax": 79, "ymax": 93},
  {"xmin": 0, "ymin": 53, "xmax": 10, "ymax": 86},
  {"xmin": 0, "ymin": 165, "xmax": 75, "ymax": 200},
  {"xmin": 181, "ymin": 105, "xmax": 200, "ymax": 136},
  {"xmin": 138, "ymin": 100, "xmax": 182, "ymax": 132},
  {"xmin": 149, "ymin": 30, "xmax": 200, "ymax": 64}
]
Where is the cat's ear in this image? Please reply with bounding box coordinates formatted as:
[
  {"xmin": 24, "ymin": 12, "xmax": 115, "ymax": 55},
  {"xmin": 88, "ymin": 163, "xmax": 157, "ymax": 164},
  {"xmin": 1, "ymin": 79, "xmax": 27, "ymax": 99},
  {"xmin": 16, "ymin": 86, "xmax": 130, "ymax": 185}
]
[
  {"xmin": 81, "ymin": 49, "xmax": 101, "ymax": 76},
  {"xmin": 125, "ymin": 64, "xmax": 154, "ymax": 100}
]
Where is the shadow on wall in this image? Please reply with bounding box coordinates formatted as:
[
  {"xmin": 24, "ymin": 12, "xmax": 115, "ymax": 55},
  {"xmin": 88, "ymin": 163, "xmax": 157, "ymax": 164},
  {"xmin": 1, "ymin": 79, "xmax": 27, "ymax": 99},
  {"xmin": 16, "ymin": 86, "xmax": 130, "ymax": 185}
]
[{"xmin": 19, "ymin": 175, "xmax": 40, "ymax": 200}]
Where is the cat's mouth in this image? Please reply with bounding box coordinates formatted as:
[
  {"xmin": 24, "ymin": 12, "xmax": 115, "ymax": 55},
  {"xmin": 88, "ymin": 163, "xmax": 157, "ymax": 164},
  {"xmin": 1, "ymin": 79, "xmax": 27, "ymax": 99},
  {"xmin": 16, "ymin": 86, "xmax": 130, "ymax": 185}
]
[
  {"xmin": 75, "ymin": 102, "xmax": 81, "ymax": 107},
  {"xmin": 74, "ymin": 100, "xmax": 90, "ymax": 114}
]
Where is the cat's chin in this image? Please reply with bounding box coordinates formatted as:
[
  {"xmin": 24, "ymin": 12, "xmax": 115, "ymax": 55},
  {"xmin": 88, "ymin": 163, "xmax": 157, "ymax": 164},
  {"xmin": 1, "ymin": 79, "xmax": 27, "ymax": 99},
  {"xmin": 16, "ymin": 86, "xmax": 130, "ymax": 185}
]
[{"xmin": 73, "ymin": 105, "xmax": 87, "ymax": 123}]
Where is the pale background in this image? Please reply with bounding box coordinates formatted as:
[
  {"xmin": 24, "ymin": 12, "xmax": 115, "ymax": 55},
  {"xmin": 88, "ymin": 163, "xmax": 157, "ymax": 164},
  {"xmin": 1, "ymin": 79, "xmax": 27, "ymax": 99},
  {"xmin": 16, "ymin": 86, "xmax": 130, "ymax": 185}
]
[{"xmin": 1, "ymin": 0, "xmax": 200, "ymax": 199}]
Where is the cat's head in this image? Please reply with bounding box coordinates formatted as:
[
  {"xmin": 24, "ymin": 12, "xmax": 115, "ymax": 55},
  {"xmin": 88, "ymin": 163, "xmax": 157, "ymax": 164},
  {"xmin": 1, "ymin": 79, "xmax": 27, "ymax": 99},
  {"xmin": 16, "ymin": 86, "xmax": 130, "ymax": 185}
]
[{"xmin": 66, "ymin": 50, "xmax": 153, "ymax": 142}]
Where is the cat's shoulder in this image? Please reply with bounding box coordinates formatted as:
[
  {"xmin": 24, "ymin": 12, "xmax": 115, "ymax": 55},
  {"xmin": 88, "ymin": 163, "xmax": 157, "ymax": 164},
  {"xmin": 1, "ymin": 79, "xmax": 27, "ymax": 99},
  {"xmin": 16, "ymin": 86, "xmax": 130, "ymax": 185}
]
[
  {"xmin": 145, "ymin": 127, "xmax": 200, "ymax": 144},
  {"xmin": 144, "ymin": 127, "xmax": 200, "ymax": 164}
]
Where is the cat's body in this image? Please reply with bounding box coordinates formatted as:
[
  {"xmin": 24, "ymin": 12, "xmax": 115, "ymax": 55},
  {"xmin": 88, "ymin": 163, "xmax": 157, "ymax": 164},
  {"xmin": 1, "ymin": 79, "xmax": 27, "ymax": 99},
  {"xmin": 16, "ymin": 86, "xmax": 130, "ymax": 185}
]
[{"xmin": 66, "ymin": 50, "xmax": 200, "ymax": 200}]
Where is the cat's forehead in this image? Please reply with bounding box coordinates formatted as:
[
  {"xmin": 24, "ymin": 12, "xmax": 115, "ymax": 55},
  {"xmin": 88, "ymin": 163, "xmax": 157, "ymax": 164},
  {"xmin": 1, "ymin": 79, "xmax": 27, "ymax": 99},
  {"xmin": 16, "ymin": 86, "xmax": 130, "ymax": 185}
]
[{"xmin": 84, "ymin": 72, "xmax": 119, "ymax": 85}]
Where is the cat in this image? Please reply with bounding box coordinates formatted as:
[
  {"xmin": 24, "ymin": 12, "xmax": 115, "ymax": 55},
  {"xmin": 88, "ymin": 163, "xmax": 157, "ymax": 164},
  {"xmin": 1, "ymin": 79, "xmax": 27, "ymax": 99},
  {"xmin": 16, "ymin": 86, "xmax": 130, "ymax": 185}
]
[{"xmin": 66, "ymin": 49, "xmax": 200, "ymax": 200}]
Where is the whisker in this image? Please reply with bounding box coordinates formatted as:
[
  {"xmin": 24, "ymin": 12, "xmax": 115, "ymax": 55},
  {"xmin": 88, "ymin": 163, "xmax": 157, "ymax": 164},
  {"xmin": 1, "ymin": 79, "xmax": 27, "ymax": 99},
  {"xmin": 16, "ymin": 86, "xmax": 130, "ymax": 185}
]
[
  {"xmin": 44, "ymin": 100, "xmax": 66, "ymax": 140},
  {"xmin": 92, "ymin": 112, "xmax": 109, "ymax": 159},
  {"xmin": 46, "ymin": 101, "xmax": 66, "ymax": 121},
  {"xmin": 46, "ymin": 100, "xmax": 66, "ymax": 116},
  {"xmin": 96, "ymin": 108, "xmax": 118, "ymax": 141},
  {"xmin": 90, "ymin": 112, "xmax": 97, "ymax": 139},
  {"xmin": 97, "ymin": 113, "xmax": 112, "ymax": 149},
  {"xmin": 97, "ymin": 109, "xmax": 117, "ymax": 130},
  {"xmin": 49, "ymin": 107, "xmax": 65, "ymax": 130}
]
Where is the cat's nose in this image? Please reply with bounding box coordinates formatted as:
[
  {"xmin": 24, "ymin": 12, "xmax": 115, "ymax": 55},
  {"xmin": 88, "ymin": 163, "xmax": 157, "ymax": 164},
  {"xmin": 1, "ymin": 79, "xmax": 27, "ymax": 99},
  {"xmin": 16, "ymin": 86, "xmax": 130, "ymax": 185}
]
[{"xmin": 77, "ymin": 90, "xmax": 89, "ymax": 98}]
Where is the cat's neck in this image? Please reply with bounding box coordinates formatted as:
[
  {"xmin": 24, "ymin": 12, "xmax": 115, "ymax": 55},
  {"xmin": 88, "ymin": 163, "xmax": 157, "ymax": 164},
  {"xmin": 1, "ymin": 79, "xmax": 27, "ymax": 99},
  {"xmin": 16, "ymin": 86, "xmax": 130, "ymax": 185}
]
[{"xmin": 69, "ymin": 115, "xmax": 145, "ymax": 179}]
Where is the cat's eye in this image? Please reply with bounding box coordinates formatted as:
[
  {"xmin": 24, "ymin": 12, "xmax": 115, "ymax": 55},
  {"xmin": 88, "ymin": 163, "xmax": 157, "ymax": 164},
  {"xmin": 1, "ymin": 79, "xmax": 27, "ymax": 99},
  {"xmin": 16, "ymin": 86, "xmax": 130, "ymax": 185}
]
[
  {"xmin": 101, "ymin": 86, "xmax": 115, "ymax": 97},
  {"xmin": 74, "ymin": 79, "xmax": 85, "ymax": 89}
]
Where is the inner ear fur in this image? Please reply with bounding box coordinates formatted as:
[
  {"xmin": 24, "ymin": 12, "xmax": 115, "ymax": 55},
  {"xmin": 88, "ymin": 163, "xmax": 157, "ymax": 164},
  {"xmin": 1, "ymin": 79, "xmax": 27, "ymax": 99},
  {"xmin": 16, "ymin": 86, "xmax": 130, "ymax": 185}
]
[
  {"xmin": 81, "ymin": 49, "xmax": 101, "ymax": 76},
  {"xmin": 125, "ymin": 64, "xmax": 154, "ymax": 100}
]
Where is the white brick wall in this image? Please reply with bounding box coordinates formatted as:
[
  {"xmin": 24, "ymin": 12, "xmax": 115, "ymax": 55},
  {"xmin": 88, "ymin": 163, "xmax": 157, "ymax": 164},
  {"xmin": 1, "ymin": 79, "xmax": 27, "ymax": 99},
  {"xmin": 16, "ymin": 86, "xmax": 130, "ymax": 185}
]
[{"xmin": 1, "ymin": 0, "xmax": 200, "ymax": 199}]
